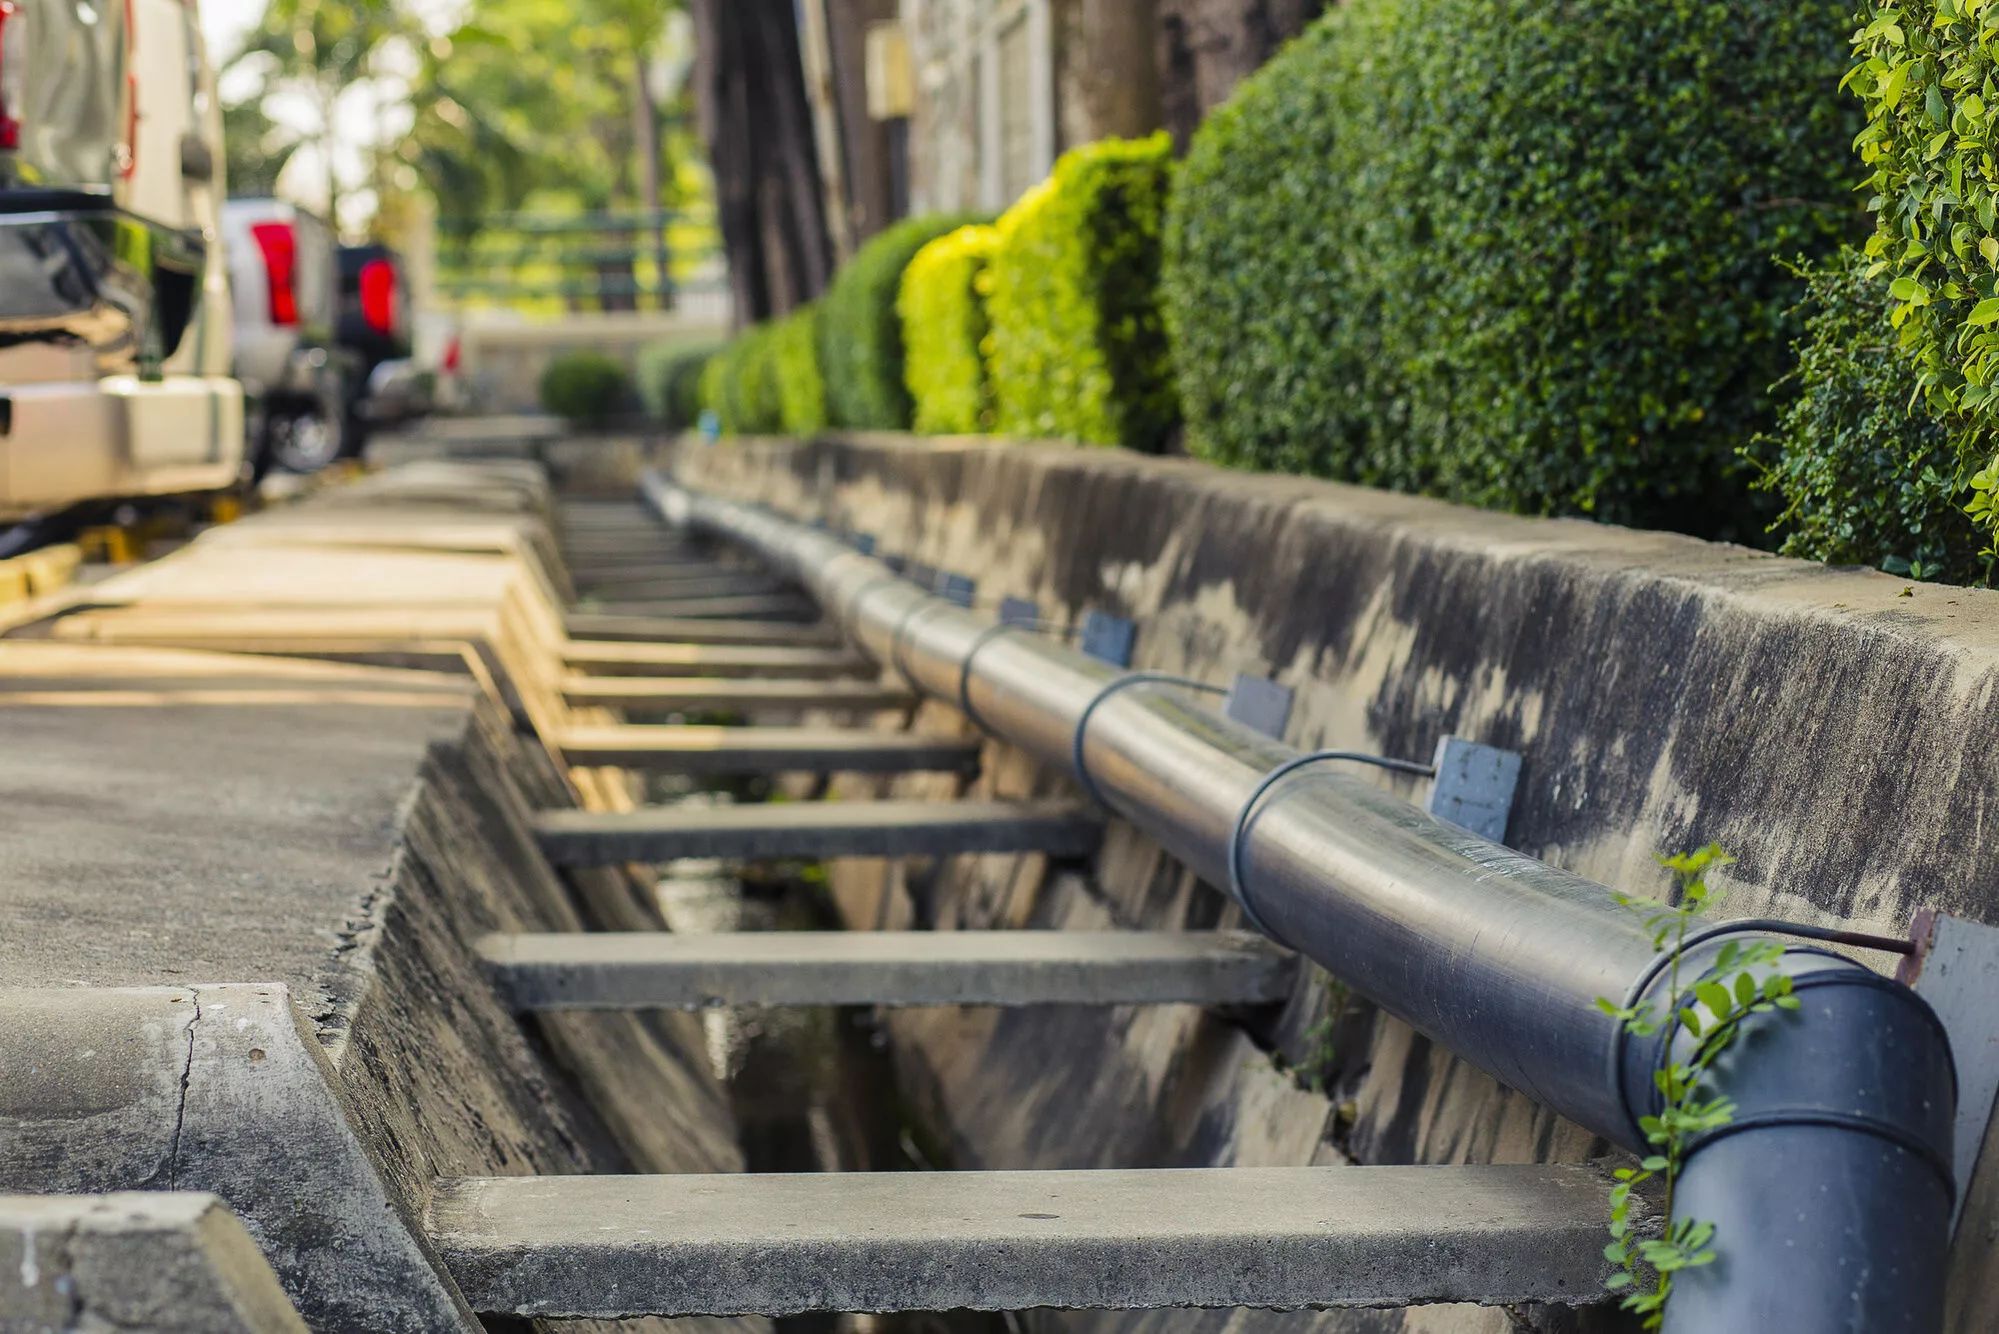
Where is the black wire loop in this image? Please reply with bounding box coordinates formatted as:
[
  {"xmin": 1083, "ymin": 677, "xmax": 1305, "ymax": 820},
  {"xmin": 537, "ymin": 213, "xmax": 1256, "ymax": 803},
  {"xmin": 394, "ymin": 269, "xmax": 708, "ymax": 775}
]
[
  {"xmin": 1224, "ymin": 750, "xmax": 1437, "ymax": 943},
  {"xmin": 1069, "ymin": 673, "xmax": 1228, "ymax": 812}
]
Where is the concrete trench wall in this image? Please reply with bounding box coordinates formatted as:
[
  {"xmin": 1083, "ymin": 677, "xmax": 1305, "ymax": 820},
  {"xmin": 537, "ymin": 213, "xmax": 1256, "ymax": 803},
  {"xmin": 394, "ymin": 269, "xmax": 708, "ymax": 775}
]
[{"xmin": 674, "ymin": 431, "xmax": 1999, "ymax": 1333}]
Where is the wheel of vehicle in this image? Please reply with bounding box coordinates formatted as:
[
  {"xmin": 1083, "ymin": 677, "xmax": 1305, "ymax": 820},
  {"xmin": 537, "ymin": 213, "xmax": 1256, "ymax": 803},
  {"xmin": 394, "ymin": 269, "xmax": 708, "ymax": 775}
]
[{"xmin": 265, "ymin": 408, "xmax": 343, "ymax": 474}]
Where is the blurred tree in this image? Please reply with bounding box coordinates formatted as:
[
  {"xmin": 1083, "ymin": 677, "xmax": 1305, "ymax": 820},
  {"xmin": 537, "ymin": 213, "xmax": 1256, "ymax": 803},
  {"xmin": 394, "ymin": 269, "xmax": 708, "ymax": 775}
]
[
  {"xmin": 221, "ymin": 97, "xmax": 300, "ymax": 198},
  {"xmin": 231, "ymin": 0, "xmax": 409, "ymax": 226}
]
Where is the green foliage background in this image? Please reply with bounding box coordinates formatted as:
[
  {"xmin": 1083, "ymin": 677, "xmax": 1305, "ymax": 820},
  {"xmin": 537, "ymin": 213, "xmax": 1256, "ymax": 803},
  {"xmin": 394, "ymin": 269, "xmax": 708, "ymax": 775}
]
[
  {"xmin": 1164, "ymin": 0, "xmax": 1864, "ymax": 537},
  {"xmin": 540, "ymin": 349, "xmax": 633, "ymax": 426},
  {"xmin": 899, "ymin": 224, "xmax": 1001, "ymax": 434},
  {"xmin": 1758, "ymin": 250, "xmax": 1984, "ymax": 580},
  {"xmin": 988, "ymin": 134, "xmax": 1178, "ymax": 451},
  {"xmin": 820, "ymin": 214, "xmax": 986, "ymax": 430},
  {"xmin": 637, "ymin": 341, "xmax": 723, "ymax": 430}
]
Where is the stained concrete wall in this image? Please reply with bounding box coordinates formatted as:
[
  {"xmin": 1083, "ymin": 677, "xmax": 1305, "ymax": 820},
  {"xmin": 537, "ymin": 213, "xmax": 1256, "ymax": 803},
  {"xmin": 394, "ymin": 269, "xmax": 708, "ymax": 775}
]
[{"xmin": 674, "ymin": 431, "xmax": 1999, "ymax": 1333}]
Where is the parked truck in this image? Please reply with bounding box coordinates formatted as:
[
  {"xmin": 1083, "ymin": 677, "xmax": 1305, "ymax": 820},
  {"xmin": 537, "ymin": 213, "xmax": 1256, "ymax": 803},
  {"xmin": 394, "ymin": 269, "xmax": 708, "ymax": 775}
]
[
  {"xmin": 223, "ymin": 198, "xmax": 359, "ymax": 474},
  {"xmin": 0, "ymin": 0, "xmax": 244, "ymax": 542}
]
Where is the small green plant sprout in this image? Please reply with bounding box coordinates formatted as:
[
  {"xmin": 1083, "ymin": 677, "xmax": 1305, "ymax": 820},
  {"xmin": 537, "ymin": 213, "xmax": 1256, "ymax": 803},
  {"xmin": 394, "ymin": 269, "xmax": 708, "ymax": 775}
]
[{"xmin": 1593, "ymin": 844, "xmax": 1804, "ymax": 1329}]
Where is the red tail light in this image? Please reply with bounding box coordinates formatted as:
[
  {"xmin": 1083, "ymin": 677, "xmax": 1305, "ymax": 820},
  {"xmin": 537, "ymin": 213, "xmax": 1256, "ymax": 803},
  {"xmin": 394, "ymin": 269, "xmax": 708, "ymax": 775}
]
[
  {"xmin": 249, "ymin": 221, "xmax": 298, "ymax": 326},
  {"xmin": 442, "ymin": 335, "xmax": 461, "ymax": 373},
  {"xmin": 358, "ymin": 257, "xmax": 397, "ymax": 334},
  {"xmin": 0, "ymin": 2, "xmax": 22, "ymax": 152}
]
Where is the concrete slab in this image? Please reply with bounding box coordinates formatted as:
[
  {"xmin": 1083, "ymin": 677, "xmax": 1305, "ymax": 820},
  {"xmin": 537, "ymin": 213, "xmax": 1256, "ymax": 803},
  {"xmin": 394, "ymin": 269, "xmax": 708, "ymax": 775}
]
[
  {"xmin": 532, "ymin": 798, "xmax": 1097, "ymax": 863},
  {"xmin": 555, "ymin": 725, "xmax": 982, "ymax": 774},
  {"xmin": 558, "ymin": 676, "xmax": 916, "ymax": 713},
  {"xmin": 573, "ymin": 574, "xmax": 785, "ymax": 600},
  {"xmin": 0, "ymin": 644, "xmax": 473, "ymax": 994},
  {"xmin": 427, "ymin": 1165, "xmax": 1620, "ymax": 1316},
  {"xmin": 0, "ymin": 1192, "xmax": 311, "ymax": 1333},
  {"xmin": 0, "ymin": 986, "xmax": 479, "ymax": 1332},
  {"xmin": 575, "ymin": 594, "xmax": 817, "ymax": 620},
  {"xmin": 481, "ymin": 929, "xmax": 1294, "ymax": 1009}
]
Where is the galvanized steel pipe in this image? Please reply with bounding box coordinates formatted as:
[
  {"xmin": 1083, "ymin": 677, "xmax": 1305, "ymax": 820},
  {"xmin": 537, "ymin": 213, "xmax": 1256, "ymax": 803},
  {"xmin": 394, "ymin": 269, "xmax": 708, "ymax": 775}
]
[{"xmin": 644, "ymin": 470, "xmax": 1956, "ymax": 1333}]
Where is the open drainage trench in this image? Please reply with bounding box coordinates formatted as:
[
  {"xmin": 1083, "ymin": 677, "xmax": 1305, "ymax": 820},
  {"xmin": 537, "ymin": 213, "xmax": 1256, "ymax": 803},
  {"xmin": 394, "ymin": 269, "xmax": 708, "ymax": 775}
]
[{"xmin": 548, "ymin": 490, "xmax": 1358, "ymax": 1334}]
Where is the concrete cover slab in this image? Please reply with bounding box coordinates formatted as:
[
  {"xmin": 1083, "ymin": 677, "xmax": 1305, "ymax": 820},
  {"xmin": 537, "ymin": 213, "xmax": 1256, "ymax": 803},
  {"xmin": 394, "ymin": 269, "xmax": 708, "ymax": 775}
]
[
  {"xmin": 428, "ymin": 1165, "xmax": 1619, "ymax": 1316},
  {"xmin": 558, "ymin": 675, "xmax": 916, "ymax": 713},
  {"xmin": 481, "ymin": 928, "xmax": 1295, "ymax": 1009},
  {"xmin": 556, "ymin": 725, "xmax": 982, "ymax": 774},
  {"xmin": 532, "ymin": 798, "xmax": 1097, "ymax": 863}
]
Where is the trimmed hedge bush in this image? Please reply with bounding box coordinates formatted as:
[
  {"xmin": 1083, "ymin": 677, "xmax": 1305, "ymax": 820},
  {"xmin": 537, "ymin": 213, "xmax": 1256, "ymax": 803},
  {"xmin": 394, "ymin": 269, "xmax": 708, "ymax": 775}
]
[
  {"xmin": 820, "ymin": 212, "xmax": 985, "ymax": 429},
  {"xmin": 1759, "ymin": 250, "xmax": 1983, "ymax": 582},
  {"xmin": 988, "ymin": 133, "xmax": 1177, "ymax": 451},
  {"xmin": 898, "ymin": 224, "xmax": 1000, "ymax": 434},
  {"xmin": 637, "ymin": 340, "xmax": 722, "ymax": 431},
  {"xmin": 701, "ymin": 326, "xmax": 783, "ymax": 435},
  {"xmin": 1164, "ymin": 0, "xmax": 1863, "ymax": 537},
  {"xmin": 539, "ymin": 349, "xmax": 632, "ymax": 427},
  {"xmin": 772, "ymin": 304, "xmax": 828, "ymax": 434}
]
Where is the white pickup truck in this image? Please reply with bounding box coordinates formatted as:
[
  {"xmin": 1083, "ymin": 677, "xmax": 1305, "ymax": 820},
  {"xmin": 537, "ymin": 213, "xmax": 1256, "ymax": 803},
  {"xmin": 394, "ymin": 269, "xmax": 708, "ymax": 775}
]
[
  {"xmin": 0, "ymin": 0, "xmax": 243, "ymax": 537},
  {"xmin": 222, "ymin": 197, "xmax": 359, "ymax": 474}
]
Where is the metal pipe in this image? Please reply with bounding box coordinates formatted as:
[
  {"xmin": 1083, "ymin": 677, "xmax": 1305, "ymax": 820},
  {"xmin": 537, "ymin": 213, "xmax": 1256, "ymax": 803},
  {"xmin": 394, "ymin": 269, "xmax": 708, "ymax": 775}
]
[{"xmin": 644, "ymin": 470, "xmax": 1957, "ymax": 1333}]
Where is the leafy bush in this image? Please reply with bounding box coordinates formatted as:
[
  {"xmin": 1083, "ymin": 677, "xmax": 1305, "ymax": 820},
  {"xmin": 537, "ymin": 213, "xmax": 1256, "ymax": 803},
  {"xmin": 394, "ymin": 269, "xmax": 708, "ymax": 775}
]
[
  {"xmin": 820, "ymin": 212, "xmax": 985, "ymax": 429},
  {"xmin": 539, "ymin": 349, "xmax": 633, "ymax": 427},
  {"xmin": 898, "ymin": 224, "xmax": 1000, "ymax": 434},
  {"xmin": 1165, "ymin": 0, "xmax": 1863, "ymax": 537},
  {"xmin": 700, "ymin": 328, "xmax": 783, "ymax": 435},
  {"xmin": 1851, "ymin": 1, "xmax": 1999, "ymax": 542},
  {"xmin": 772, "ymin": 304, "xmax": 828, "ymax": 434},
  {"xmin": 637, "ymin": 340, "xmax": 722, "ymax": 431},
  {"xmin": 1757, "ymin": 250, "xmax": 1984, "ymax": 582},
  {"xmin": 988, "ymin": 133, "xmax": 1178, "ymax": 451}
]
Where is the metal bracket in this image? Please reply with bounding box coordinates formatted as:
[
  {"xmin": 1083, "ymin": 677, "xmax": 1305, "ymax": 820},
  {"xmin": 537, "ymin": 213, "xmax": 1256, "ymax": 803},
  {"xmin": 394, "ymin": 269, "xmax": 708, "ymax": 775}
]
[
  {"xmin": 881, "ymin": 554, "xmax": 906, "ymax": 574},
  {"xmin": 998, "ymin": 596, "xmax": 1040, "ymax": 627},
  {"xmin": 1424, "ymin": 737, "xmax": 1522, "ymax": 844},
  {"xmin": 1223, "ymin": 674, "xmax": 1293, "ymax": 739},
  {"xmin": 937, "ymin": 573, "xmax": 976, "ymax": 608},
  {"xmin": 1899, "ymin": 909, "xmax": 1999, "ymax": 1232},
  {"xmin": 850, "ymin": 533, "xmax": 877, "ymax": 556},
  {"xmin": 1080, "ymin": 612, "xmax": 1135, "ymax": 667}
]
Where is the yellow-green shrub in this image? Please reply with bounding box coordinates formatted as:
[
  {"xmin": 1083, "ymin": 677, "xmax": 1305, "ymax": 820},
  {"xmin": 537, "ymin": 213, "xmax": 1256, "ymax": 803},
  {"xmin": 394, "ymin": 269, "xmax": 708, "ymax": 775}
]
[
  {"xmin": 898, "ymin": 224, "xmax": 999, "ymax": 434},
  {"xmin": 986, "ymin": 134, "xmax": 1178, "ymax": 451},
  {"xmin": 772, "ymin": 304, "xmax": 828, "ymax": 434}
]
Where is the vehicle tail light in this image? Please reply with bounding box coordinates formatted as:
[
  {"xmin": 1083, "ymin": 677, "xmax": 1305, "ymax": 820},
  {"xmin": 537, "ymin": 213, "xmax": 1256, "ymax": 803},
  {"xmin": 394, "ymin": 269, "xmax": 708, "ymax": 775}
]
[
  {"xmin": 249, "ymin": 221, "xmax": 298, "ymax": 326},
  {"xmin": 0, "ymin": 2, "xmax": 21, "ymax": 152},
  {"xmin": 442, "ymin": 335, "xmax": 461, "ymax": 373},
  {"xmin": 359, "ymin": 257, "xmax": 397, "ymax": 335}
]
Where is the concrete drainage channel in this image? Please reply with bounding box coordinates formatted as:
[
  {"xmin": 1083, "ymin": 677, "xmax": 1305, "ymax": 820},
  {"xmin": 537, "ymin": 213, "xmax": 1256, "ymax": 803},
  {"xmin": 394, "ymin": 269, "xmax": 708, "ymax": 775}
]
[{"xmin": 0, "ymin": 434, "xmax": 1978, "ymax": 1332}]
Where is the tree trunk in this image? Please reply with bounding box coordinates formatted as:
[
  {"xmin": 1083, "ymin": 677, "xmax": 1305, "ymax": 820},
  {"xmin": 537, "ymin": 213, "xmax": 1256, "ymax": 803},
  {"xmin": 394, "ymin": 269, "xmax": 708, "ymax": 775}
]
[
  {"xmin": 689, "ymin": 0, "xmax": 835, "ymax": 328},
  {"xmin": 1156, "ymin": 0, "xmax": 1329, "ymax": 151}
]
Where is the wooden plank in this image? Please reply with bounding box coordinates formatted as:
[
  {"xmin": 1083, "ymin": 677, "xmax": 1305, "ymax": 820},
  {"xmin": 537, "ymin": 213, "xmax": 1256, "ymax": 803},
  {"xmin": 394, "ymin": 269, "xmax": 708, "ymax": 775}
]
[
  {"xmin": 531, "ymin": 798, "xmax": 1097, "ymax": 863},
  {"xmin": 480, "ymin": 928, "xmax": 1283, "ymax": 1008},
  {"xmin": 558, "ymin": 675, "xmax": 915, "ymax": 713},
  {"xmin": 428, "ymin": 1166, "xmax": 1619, "ymax": 1316},
  {"xmin": 562, "ymin": 613, "xmax": 839, "ymax": 647},
  {"xmin": 572, "ymin": 594, "xmax": 816, "ymax": 621},
  {"xmin": 554, "ymin": 725, "xmax": 981, "ymax": 774},
  {"xmin": 560, "ymin": 641, "xmax": 873, "ymax": 679}
]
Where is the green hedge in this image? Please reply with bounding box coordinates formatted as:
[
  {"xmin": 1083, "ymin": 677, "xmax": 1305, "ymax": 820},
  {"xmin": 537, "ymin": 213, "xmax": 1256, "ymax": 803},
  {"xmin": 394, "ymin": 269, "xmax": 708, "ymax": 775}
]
[
  {"xmin": 637, "ymin": 340, "xmax": 722, "ymax": 431},
  {"xmin": 1758, "ymin": 249, "xmax": 1983, "ymax": 582},
  {"xmin": 539, "ymin": 349, "xmax": 632, "ymax": 427},
  {"xmin": 820, "ymin": 212, "xmax": 985, "ymax": 429},
  {"xmin": 772, "ymin": 304, "xmax": 828, "ymax": 434},
  {"xmin": 1851, "ymin": 1, "xmax": 1999, "ymax": 540},
  {"xmin": 988, "ymin": 133, "xmax": 1177, "ymax": 451},
  {"xmin": 898, "ymin": 224, "xmax": 1000, "ymax": 434},
  {"xmin": 700, "ymin": 326, "xmax": 783, "ymax": 435},
  {"xmin": 1164, "ymin": 0, "xmax": 1862, "ymax": 537}
]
